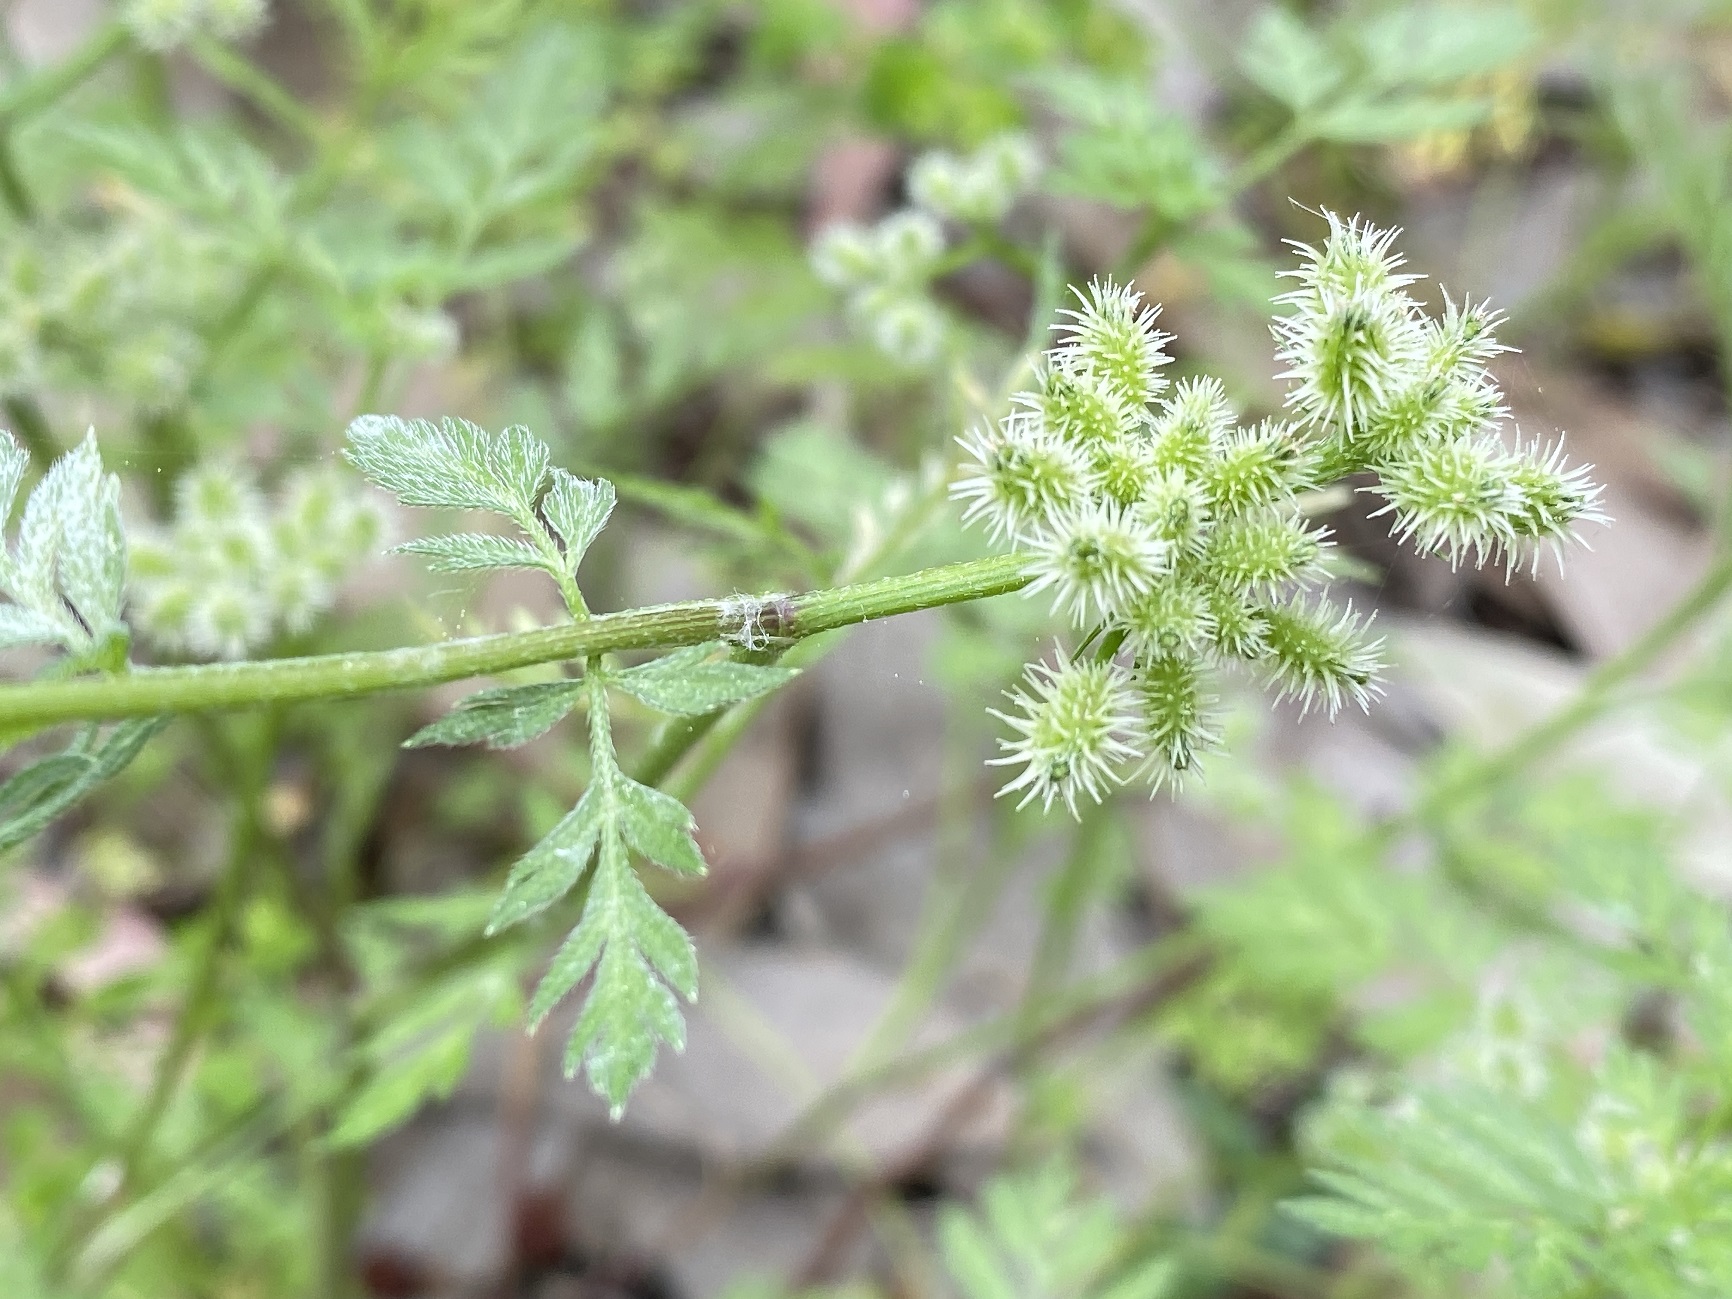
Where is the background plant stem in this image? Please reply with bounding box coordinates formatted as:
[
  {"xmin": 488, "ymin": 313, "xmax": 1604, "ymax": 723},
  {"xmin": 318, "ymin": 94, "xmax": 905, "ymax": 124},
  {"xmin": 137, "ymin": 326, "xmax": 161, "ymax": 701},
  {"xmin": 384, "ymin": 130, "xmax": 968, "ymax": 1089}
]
[
  {"xmin": 1413, "ymin": 549, "xmax": 1732, "ymax": 821},
  {"xmin": 48, "ymin": 714, "xmax": 273, "ymax": 1285}
]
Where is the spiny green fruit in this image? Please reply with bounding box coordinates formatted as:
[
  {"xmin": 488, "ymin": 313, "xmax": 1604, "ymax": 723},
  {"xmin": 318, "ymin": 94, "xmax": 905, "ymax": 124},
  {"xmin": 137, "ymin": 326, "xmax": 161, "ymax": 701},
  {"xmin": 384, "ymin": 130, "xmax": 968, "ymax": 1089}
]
[{"xmin": 953, "ymin": 212, "xmax": 1605, "ymax": 812}]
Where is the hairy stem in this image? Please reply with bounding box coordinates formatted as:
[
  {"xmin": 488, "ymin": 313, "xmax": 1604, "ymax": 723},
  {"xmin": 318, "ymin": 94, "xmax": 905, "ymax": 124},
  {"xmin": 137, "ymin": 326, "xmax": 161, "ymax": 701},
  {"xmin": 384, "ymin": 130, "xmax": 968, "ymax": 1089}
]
[
  {"xmin": 639, "ymin": 450, "xmax": 963, "ymax": 795},
  {"xmin": 0, "ymin": 554, "xmax": 1032, "ymax": 729}
]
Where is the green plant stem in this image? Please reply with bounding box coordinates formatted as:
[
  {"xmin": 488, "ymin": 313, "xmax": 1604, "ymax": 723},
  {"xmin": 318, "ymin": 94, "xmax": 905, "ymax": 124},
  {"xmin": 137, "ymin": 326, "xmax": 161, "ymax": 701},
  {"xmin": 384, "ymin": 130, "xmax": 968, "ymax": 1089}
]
[
  {"xmin": 520, "ymin": 505, "xmax": 588, "ymax": 618},
  {"xmin": 1114, "ymin": 211, "xmax": 1180, "ymax": 283},
  {"xmin": 307, "ymin": 714, "xmax": 386, "ymax": 1298},
  {"xmin": 660, "ymin": 633, "xmax": 832, "ymax": 804},
  {"xmin": 978, "ymin": 227, "xmax": 1042, "ymax": 279},
  {"xmin": 48, "ymin": 725, "xmax": 265, "ymax": 1282},
  {"xmin": 771, "ymin": 931, "xmax": 1210, "ymax": 1161},
  {"xmin": 643, "ymin": 445, "xmax": 962, "ymax": 796},
  {"xmin": 1115, "ymin": 120, "xmax": 1309, "ymax": 283},
  {"xmin": 315, "ymin": 1142, "xmax": 365, "ymax": 1299},
  {"xmin": 188, "ymin": 35, "xmax": 323, "ymax": 145},
  {"xmin": 0, "ymin": 132, "xmax": 33, "ymax": 220},
  {"xmin": 1185, "ymin": 1221, "xmax": 1332, "ymax": 1299},
  {"xmin": 1020, "ymin": 806, "xmax": 1112, "ymax": 1010},
  {"xmin": 0, "ymin": 21, "xmax": 128, "ymax": 221},
  {"xmin": 1024, "ymin": 230, "xmax": 1067, "ymax": 351},
  {"xmin": 0, "ymin": 22, "xmax": 129, "ymax": 123},
  {"xmin": 2, "ymin": 394, "xmax": 58, "ymax": 463},
  {"xmin": 853, "ymin": 794, "xmax": 1020, "ymax": 1069},
  {"xmin": 631, "ymin": 711, "xmax": 720, "ymax": 788},
  {"xmin": 0, "ymin": 553, "xmax": 1033, "ymax": 729},
  {"xmin": 137, "ymin": 90, "xmax": 380, "ymax": 495},
  {"xmin": 113, "ymin": 857, "xmax": 246, "ymax": 1165},
  {"xmin": 846, "ymin": 692, "xmax": 1024, "ymax": 1072},
  {"xmin": 1413, "ymin": 549, "xmax": 1732, "ymax": 819},
  {"xmin": 1228, "ymin": 123, "xmax": 1308, "ymax": 194}
]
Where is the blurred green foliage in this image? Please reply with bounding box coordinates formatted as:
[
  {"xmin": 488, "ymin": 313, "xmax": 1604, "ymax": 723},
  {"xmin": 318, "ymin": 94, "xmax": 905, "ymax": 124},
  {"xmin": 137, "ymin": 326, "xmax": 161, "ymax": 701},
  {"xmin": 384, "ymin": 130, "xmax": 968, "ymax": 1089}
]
[{"xmin": 2, "ymin": 1, "xmax": 1732, "ymax": 1297}]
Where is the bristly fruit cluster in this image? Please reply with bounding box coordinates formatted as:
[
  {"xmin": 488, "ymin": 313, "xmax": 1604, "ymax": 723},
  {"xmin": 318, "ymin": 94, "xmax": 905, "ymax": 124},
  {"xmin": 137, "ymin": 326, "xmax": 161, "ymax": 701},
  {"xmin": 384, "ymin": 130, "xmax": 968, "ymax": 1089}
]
[
  {"xmin": 955, "ymin": 211, "xmax": 1606, "ymax": 814},
  {"xmin": 1273, "ymin": 214, "xmax": 1605, "ymax": 571}
]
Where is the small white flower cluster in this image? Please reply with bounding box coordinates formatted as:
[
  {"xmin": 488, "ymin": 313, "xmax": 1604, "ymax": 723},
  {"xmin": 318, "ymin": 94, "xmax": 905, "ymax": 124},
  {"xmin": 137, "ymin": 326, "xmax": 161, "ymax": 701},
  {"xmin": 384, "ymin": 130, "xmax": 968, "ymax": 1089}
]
[
  {"xmin": 130, "ymin": 462, "xmax": 386, "ymax": 660},
  {"xmin": 0, "ymin": 223, "xmax": 218, "ymax": 417},
  {"xmin": 907, "ymin": 134, "xmax": 1042, "ymax": 225},
  {"xmin": 811, "ymin": 211, "xmax": 948, "ymax": 367},
  {"xmin": 956, "ymin": 213, "xmax": 1604, "ymax": 815},
  {"xmin": 123, "ymin": 0, "xmax": 268, "ymax": 53},
  {"xmin": 810, "ymin": 133, "xmax": 1041, "ymax": 368}
]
